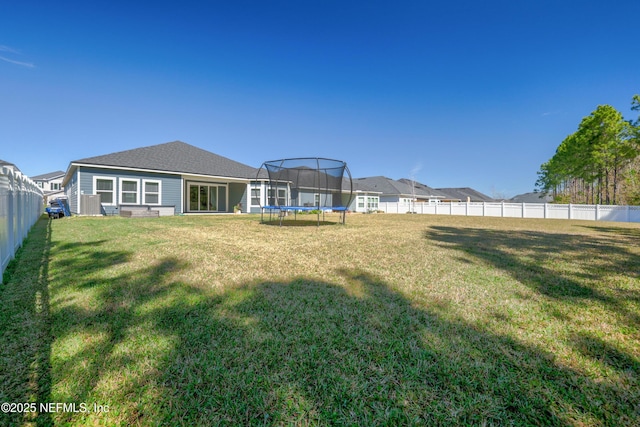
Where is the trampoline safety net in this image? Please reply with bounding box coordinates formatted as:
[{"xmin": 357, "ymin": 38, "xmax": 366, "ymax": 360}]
[{"xmin": 257, "ymin": 157, "xmax": 354, "ymax": 225}]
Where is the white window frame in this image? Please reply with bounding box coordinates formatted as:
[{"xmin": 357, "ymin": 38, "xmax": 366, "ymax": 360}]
[
  {"xmin": 367, "ymin": 196, "xmax": 379, "ymax": 210},
  {"xmin": 278, "ymin": 188, "xmax": 287, "ymax": 206},
  {"xmin": 142, "ymin": 179, "xmax": 162, "ymax": 205},
  {"xmin": 119, "ymin": 178, "xmax": 140, "ymax": 205},
  {"xmin": 250, "ymin": 185, "xmax": 261, "ymax": 206},
  {"xmin": 94, "ymin": 176, "xmax": 116, "ymax": 206}
]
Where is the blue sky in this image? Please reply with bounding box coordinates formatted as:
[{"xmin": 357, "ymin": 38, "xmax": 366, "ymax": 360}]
[{"xmin": 2, "ymin": 1, "xmax": 639, "ymax": 198}]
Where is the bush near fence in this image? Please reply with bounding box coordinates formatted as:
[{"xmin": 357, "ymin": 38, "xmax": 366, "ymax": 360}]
[
  {"xmin": 0, "ymin": 166, "xmax": 44, "ymax": 282},
  {"xmin": 378, "ymin": 201, "xmax": 640, "ymax": 223}
]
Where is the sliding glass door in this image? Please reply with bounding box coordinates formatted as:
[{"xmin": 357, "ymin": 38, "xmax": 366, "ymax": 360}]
[{"xmin": 187, "ymin": 182, "xmax": 228, "ymax": 212}]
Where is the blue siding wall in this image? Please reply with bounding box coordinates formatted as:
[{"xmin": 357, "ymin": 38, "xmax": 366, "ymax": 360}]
[
  {"xmin": 79, "ymin": 167, "xmax": 182, "ymax": 215},
  {"xmin": 65, "ymin": 169, "xmax": 79, "ymax": 214},
  {"xmin": 228, "ymin": 183, "xmax": 247, "ymax": 213}
]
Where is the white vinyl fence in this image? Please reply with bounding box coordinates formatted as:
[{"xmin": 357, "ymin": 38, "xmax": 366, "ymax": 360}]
[
  {"xmin": 1, "ymin": 166, "xmax": 44, "ymax": 281},
  {"xmin": 378, "ymin": 201, "xmax": 640, "ymax": 223}
]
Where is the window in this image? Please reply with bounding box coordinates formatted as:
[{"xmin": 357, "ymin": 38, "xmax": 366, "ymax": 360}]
[
  {"xmin": 314, "ymin": 193, "xmax": 320, "ymax": 206},
  {"xmin": 143, "ymin": 180, "xmax": 161, "ymax": 204},
  {"xmin": 278, "ymin": 189, "xmax": 287, "ymax": 206},
  {"xmin": 120, "ymin": 179, "xmax": 139, "ymax": 204},
  {"xmin": 357, "ymin": 196, "xmax": 365, "ymax": 209},
  {"xmin": 94, "ymin": 177, "xmax": 116, "ymax": 205},
  {"xmin": 367, "ymin": 197, "xmax": 379, "ymax": 210},
  {"xmin": 51, "ymin": 182, "xmax": 60, "ymax": 191},
  {"xmin": 267, "ymin": 188, "xmax": 287, "ymax": 206},
  {"xmin": 187, "ymin": 182, "xmax": 227, "ymax": 212},
  {"xmin": 251, "ymin": 187, "xmax": 261, "ymax": 205}
]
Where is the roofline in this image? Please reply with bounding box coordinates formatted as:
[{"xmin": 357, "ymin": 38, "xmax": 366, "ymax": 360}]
[
  {"xmin": 181, "ymin": 173, "xmax": 250, "ymax": 183},
  {"xmin": 62, "ymin": 162, "xmax": 254, "ymax": 186},
  {"xmin": 32, "ymin": 172, "xmax": 66, "ymax": 181}
]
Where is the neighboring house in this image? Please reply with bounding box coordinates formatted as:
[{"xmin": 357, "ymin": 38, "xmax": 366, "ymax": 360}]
[
  {"xmin": 435, "ymin": 187, "xmax": 494, "ymax": 203},
  {"xmin": 349, "ymin": 179, "xmax": 383, "ymax": 213},
  {"xmin": 0, "ymin": 159, "xmax": 21, "ymax": 173},
  {"xmin": 355, "ymin": 176, "xmax": 446, "ymax": 205},
  {"xmin": 397, "ymin": 178, "xmax": 450, "ymax": 203},
  {"xmin": 509, "ymin": 192, "xmax": 553, "ymax": 203},
  {"xmin": 62, "ymin": 141, "xmax": 269, "ymax": 216},
  {"xmin": 31, "ymin": 170, "xmax": 66, "ymax": 203}
]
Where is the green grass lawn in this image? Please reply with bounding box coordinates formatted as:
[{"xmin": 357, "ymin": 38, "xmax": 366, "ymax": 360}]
[{"xmin": 1, "ymin": 213, "xmax": 639, "ymax": 426}]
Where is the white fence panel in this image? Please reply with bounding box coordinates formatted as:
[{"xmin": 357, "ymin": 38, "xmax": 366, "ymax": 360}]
[
  {"xmin": 571, "ymin": 204, "xmax": 596, "ymax": 221},
  {"xmin": 451, "ymin": 203, "xmax": 466, "ymax": 216},
  {"xmin": 483, "ymin": 203, "xmax": 501, "ymax": 217},
  {"xmin": 0, "ymin": 166, "xmax": 43, "ymax": 282},
  {"xmin": 630, "ymin": 206, "xmax": 640, "ymax": 222},
  {"xmin": 546, "ymin": 204, "xmax": 568, "ymax": 219},
  {"xmin": 467, "ymin": 203, "xmax": 484, "ymax": 216},
  {"xmin": 377, "ymin": 201, "xmax": 640, "ymax": 223},
  {"xmin": 524, "ymin": 203, "xmax": 545, "ymax": 218},
  {"xmin": 598, "ymin": 205, "xmax": 630, "ymax": 222},
  {"xmin": 503, "ymin": 203, "xmax": 523, "ymax": 218}
]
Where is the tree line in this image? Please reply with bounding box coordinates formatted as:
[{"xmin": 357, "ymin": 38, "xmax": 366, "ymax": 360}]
[{"xmin": 536, "ymin": 95, "xmax": 640, "ymax": 205}]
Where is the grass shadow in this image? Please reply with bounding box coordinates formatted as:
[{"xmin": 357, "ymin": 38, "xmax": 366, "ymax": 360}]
[
  {"xmin": 424, "ymin": 226, "xmax": 639, "ymax": 319},
  {"xmin": 261, "ymin": 219, "xmax": 340, "ymax": 227},
  {"xmin": 49, "ymin": 262, "xmax": 640, "ymax": 425},
  {"xmin": 5, "ymin": 217, "xmax": 639, "ymax": 425}
]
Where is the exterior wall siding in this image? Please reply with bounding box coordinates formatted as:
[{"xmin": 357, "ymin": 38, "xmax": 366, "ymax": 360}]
[
  {"xmin": 65, "ymin": 170, "xmax": 79, "ymax": 214},
  {"xmin": 77, "ymin": 167, "xmax": 182, "ymax": 215},
  {"xmin": 228, "ymin": 182, "xmax": 247, "ymax": 213}
]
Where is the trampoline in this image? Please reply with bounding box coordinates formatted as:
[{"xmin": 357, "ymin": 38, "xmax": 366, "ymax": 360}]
[{"xmin": 256, "ymin": 158, "xmax": 354, "ymax": 226}]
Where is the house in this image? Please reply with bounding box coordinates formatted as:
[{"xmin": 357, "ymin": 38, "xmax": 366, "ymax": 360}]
[
  {"xmin": 354, "ymin": 176, "xmax": 447, "ymax": 205},
  {"xmin": 31, "ymin": 170, "xmax": 66, "ymax": 203},
  {"xmin": 348, "ymin": 179, "xmax": 383, "ymax": 213},
  {"xmin": 509, "ymin": 191, "xmax": 553, "ymax": 203},
  {"xmin": 397, "ymin": 178, "xmax": 450, "ymax": 203},
  {"xmin": 435, "ymin": 187, "xmax": 494, "ymax": 203},
  {"xmin": 0, "ymin": 159, "xmax": 21, "ymax": 173},
  {"xmin": 62, "ymin": 141, "xmax": 268, "ymax": 216}
]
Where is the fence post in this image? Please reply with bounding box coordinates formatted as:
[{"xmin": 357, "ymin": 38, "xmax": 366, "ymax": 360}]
[
  {"xmin": 596, "ymin": 204, "xmax": 600, "ymax": 221},
  {"xmin": 522, "ymin": 202, "xmax": 525, "ymax": 218},
  {"xmin": 568, "ymin": 203, "xmax": 572, "ymax": 220},
  {"xmin": 544, "ymin": 203, "xmax": 548, "ymax": 219}
]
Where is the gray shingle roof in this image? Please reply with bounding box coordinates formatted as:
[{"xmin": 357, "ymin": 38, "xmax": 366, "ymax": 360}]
[
  {"xmin": 397, "ymin": 178, "xmax": 448, "ymax": 198},
  {"xmin": 354, "ymin": 176, "xmax": 414, "ymax": 196},
  {"xmin": 435, "ymin": 187, "xmax": 494, "ymax": 202},
  {"xmin": 31, "ymin": 170, "xmax": 66, "ymax": 181},
  {"xmin": 355, "ymin": 176, "xmax": 447, "ymax": 199},
  {"xmin": 0, "ymin": 159, "xmax": 20, "ymax": 172},
  {"xmin": 509, "ymin": 192, "xmax": 553, "ymax": 203},
  {"xmin": 72, "ymin": 141, "xmax": 260, "ymax": 179}
]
